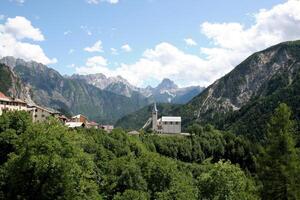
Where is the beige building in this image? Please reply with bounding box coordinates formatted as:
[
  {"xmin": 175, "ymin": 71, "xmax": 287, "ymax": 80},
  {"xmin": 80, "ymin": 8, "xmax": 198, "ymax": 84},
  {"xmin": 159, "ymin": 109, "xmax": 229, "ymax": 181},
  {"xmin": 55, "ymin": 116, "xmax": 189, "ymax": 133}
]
[
  {"xmin": 27, "ymin": 105, "xmax": 53, "ymax": 123},
  {"xmin": 86, "ymin": 121, "xmax": 99, "ymax": 129},
  {"xmin": 0, "ymin": 92, "xmax": 28, "ymax": 115},
  {"xmin": 152, "ymin": 103, "xmax": 182, "ymax": 134},
  {"xmin": 158, "ymin": 116, "xmax": 181, "ymax": 134},
  {"xmin": 100, "ymin": 125, "xmax": 114, "ymax": 133}
]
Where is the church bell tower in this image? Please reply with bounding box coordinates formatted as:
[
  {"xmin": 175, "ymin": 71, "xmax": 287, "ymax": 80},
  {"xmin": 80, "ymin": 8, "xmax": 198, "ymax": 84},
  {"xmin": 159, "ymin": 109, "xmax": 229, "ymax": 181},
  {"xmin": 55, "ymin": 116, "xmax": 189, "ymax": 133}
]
[{"xmin": 152, "ymin": 103, "xmax": 158, "ymax": 131}]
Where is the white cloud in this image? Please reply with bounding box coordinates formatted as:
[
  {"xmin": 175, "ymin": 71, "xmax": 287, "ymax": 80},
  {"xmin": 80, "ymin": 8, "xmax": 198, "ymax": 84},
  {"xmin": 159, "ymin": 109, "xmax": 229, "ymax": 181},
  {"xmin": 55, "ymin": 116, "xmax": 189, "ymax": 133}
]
[
  {"xmin": 121, "ymin": 44, "xmax": 132, "ymax": 52},
  {"xmin": 0, "ymin": 16, "xmax": 56, "ymax": 65},
  {"xmin": 86, "ymin": 0, "xmax": 119, "ymax": 4},
  {"xmin": 111, "ymin": 48, "xmax": 118, "ymax": 55},
  {"xmin": 10, "ymin": 0, "xmax": 25, "ymax": 5},
  {"xmin": 77, "ymin": 43, "xmax": 208, "ymax": 86},
  {"xmin": 78, "ymin": 0, "xmax": 300, "ymax": 87},
  {"xmin": 184, "ymin": 38, "xmax": 197, "ymax": 46},
  {"xmin": 84, "ymin": 40, "xmax": 103, "ymax": 53},
  {"xmin": 0, "ymin": 16, "xmax": 44, "ymax": 41},
  {"xmin": 76, "ymin": 56, "xmax": 110, "ymax": 75},
  {"xmin": 64, "ymin": 30, "xmax": 72, "ymax": 35}
]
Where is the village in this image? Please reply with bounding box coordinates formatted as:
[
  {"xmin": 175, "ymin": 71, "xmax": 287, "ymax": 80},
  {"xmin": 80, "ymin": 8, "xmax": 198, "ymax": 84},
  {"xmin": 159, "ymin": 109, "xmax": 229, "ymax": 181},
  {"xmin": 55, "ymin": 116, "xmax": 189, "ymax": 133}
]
[
  {"xmin": 0, "ymin": 91, "xmax": 186, "ymax": 135},
  {"xmin": 0, "ymin": 91, "xmax": 114, "ymax": 132}
]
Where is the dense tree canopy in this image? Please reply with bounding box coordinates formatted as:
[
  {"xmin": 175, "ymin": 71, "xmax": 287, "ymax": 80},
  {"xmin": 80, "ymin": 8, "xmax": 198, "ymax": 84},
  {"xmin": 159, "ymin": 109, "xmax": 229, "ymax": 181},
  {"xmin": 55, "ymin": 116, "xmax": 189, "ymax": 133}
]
[{"xmin": 0, "ymin": 103, "xmax": 299, "ymax": 199}]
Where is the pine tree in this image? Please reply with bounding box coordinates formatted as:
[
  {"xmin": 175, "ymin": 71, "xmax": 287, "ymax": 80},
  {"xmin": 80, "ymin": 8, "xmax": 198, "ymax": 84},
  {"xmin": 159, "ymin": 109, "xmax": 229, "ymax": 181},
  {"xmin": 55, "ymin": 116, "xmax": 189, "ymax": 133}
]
[{"xmin": 257, "ymin": 103, "xmax": 300, "ymax": 200}]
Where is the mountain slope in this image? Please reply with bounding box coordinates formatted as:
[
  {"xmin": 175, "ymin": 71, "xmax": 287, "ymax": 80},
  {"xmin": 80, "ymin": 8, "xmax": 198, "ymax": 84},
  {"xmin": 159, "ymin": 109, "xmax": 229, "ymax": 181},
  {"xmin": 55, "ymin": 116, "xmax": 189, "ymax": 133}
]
[
  {"xmin": 0, "ymin": 63, "xmax": 32, "ymax": 103},
  {"xmin": 0, "ymin": 57, "xmax": 151, "ymax": 124},
  {"xmin": 180, "ymin": 40, "xmax": 300, "ymax": 126}
]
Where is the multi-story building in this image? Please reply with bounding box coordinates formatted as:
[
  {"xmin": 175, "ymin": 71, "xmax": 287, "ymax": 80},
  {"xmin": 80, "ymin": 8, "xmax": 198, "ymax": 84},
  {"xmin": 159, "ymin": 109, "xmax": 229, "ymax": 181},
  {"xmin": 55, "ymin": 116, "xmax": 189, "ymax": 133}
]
[
  {"xmin": 27, "ymin": 105, "xmax": 53, "ymax": 123},
  {"xmin": 0, "ymin": 92, "xmax": 28, "ymax": 115}
]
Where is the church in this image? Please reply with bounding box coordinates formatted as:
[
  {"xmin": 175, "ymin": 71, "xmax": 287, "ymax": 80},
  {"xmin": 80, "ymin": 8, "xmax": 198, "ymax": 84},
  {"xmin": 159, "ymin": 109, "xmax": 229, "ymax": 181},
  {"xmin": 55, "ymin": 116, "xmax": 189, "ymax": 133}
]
[{"xmin": 152, "ymin": 103, "xmax": 181, "ymax": 134}]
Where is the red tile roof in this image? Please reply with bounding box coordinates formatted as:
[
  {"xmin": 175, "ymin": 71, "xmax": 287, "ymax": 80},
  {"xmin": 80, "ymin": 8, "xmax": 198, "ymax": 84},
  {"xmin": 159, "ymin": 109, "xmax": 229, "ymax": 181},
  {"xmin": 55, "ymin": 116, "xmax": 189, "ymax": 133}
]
[
  {"xmin": 0, "ymin": 91, "xmax": 8, "ymax": 98},
  {"xmin": 0, "ymin": 92, "xmax": 11, "ymax": 101}
]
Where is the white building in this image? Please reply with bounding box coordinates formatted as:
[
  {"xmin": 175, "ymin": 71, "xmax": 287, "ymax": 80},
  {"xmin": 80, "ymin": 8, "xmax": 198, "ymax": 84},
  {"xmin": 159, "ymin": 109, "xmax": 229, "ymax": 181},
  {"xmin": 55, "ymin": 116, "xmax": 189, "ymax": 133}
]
[{"xmin": 152, "ymin": 103, "xmax": 181, "ymax": 134}]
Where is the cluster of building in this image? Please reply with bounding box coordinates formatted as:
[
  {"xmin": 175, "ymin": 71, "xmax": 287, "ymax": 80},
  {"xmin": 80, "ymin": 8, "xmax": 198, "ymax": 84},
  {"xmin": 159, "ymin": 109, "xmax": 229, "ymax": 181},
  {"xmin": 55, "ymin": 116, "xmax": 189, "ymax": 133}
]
[
  {"xmin": 0, "ymin": 91, "xmax": 113, "ymax": 132},
  {"xmin": 65, "ymin": 114, "xmax": 114, "ymax": 132}
]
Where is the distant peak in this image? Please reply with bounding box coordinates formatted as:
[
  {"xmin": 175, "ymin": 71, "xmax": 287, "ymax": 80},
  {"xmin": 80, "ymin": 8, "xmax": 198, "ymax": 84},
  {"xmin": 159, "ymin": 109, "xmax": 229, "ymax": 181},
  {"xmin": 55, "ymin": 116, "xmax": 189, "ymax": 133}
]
[{"xmin": 156, "ymin": 78, "xmax": 178, "ymax": 90}]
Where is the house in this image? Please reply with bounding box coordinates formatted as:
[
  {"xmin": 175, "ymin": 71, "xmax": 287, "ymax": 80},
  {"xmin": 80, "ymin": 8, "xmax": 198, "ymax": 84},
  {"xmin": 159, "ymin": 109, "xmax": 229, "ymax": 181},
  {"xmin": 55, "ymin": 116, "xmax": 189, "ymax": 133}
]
[
  {"xmin": 65, "ymin": 122, "xmax": 85, "ymax": 128},
  {"xmin": 152, "ymin": 103, "xmax": 181, "ymax": 134},
  {"xmin": 27, "ymin": 105, "xmax": 53, "ymax": 123},
  {"xmin": 71, "ymin": 114, "xmax": 88, "ymax": 124},
  {"xmin": 86, "ymin": 121, "xmax": 99, "ymax": 129},
  {"xmin": 0, "ymin": 92, "xmax": 28, "ymax": 115},
  {"xmin": 100, "ymin": 125, "xmax": 114, "ymax": 133}
]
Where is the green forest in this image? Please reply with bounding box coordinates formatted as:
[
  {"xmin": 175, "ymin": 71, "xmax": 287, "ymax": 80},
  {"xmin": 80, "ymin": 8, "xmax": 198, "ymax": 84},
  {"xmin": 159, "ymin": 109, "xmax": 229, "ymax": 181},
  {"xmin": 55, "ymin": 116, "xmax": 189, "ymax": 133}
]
[{"xmin": 0, "ymin": 103, "xmax": 299, "ymax": 199}]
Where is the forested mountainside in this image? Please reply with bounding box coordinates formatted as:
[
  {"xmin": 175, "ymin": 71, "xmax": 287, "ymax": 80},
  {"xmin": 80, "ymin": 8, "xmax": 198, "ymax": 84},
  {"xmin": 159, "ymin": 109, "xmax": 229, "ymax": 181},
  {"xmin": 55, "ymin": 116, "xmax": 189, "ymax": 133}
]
[
  {"xmin": 0, "ymin": 57, "xmax": 151, "ymax": 123},
  {"xmin": 117, "ymin": 40, "xmax": 300, "ymax": 137}
]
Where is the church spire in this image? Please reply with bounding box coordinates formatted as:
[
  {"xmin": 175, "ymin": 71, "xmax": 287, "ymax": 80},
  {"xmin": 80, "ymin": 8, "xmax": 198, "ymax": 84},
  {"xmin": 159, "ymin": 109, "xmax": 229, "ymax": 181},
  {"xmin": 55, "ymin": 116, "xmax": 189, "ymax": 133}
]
[{"xmin": 152, "ymin": 102, "xmax": 158, "ymax": 113}]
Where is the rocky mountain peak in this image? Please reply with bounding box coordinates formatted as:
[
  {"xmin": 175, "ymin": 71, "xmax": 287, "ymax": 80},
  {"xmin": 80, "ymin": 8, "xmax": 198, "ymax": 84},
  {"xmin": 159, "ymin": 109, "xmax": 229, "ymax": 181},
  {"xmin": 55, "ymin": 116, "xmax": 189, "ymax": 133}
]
[{"xmin": 156, "ymin": 78, "xmax": 178, "ymax": 91}]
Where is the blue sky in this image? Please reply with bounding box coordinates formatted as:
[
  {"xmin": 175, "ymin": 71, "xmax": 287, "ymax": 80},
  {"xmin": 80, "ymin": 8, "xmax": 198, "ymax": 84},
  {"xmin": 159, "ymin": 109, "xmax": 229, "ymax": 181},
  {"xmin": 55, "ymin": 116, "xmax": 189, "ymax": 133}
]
[{"xmin": 1, "ymin": 0, "xmax": 300, "ymax": 87}]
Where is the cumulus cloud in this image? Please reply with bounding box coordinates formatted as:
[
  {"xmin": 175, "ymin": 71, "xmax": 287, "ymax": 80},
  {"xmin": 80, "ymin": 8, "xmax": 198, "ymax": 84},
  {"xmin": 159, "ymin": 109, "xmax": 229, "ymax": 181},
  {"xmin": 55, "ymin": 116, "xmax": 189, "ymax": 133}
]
[
  {"xmin": 76, "ymin": 56, "xmax": 110, "ymax": 75},
  {"xmin": 84, "ymin": 40, "xmax": 103, "ymax": 53},
  {"xmin": 184, "ymin": 38, "xmax": 197, "ymax": 46},
  {"xmin": 77, "ymin": 0, "xmax": 300, "ymax": 87},
  {"xmin": 86, "ymin": 0, "xmax": 119, "ymax": 4},
  {"xmin": 121, "ymin": 44, "xmax": 132, "ymax": 52},
  {"xmin": 1, "ymin": 16, "xmax": 44, "ymax": 41},
  {"xmin": 0, "ymin": 16, "xmax": 56, "ymax": 65},
  {"xmin": 77, "ymin": 43, "xmax": 209, "ymax": 86}
]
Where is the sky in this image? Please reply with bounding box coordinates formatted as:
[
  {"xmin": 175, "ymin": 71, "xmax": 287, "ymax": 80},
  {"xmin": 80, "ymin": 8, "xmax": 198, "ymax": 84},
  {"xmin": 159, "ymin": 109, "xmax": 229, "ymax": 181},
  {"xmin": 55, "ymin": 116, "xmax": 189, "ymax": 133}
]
[{"xmin": 1, "ymin": 0, "xmax": 300, "ymax": 87}]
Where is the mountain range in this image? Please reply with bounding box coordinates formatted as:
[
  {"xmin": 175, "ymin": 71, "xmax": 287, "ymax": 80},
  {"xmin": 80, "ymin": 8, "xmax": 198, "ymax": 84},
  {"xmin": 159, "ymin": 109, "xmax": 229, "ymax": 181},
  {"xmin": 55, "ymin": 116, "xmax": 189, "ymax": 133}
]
[
  {"xmin": 116, "ymin": 40, "xmax": 300, "ymax": 141},
  {"xmin": 70, "ymin": 73, "xmax": 204, "ymax": 104},
  {"xmin": 0, "ymin": 57, "xmax": 204, "ymax": 124}
]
